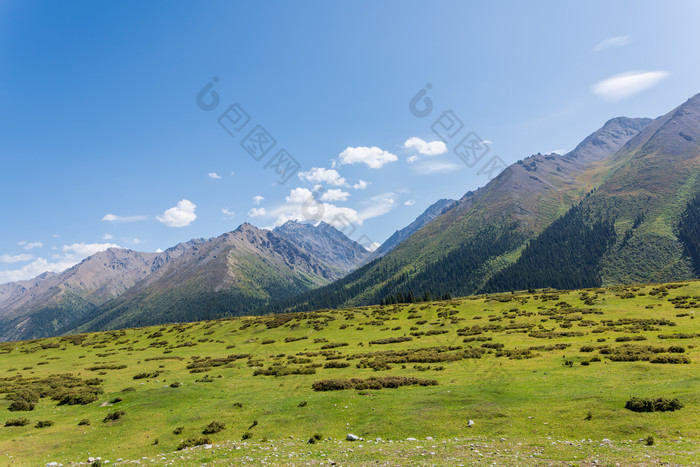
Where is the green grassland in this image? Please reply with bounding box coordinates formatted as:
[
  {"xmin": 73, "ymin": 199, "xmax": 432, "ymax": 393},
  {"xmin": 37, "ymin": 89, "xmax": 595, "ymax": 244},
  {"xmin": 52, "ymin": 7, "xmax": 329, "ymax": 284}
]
[{"xmin": 0, "ymin": 281, "xmax": 699, "ymax": 466}]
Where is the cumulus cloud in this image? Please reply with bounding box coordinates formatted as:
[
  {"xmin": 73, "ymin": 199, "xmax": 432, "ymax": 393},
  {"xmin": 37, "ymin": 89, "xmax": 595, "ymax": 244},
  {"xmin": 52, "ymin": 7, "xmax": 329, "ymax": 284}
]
[
  {"xmin": 298, "ymin": 168, "xmax": 348, "ymax": 186},
  {"xmin": 253, "ymin": 187, "xmax": 396, "ymax": 231},
  {"xmin": 403, "ymin": 137, "xmax": 447, "ymax": 156},
  {"xmin": 208, "ymin": 172, "xmax": 222, "ymax": 180},
  {"xmin": 320, "ymin": 189, "xmax": 350, "ymax": 202},
  {"xmin": 0, "ymin": 253, "xmax": 34, "ymax": 263},
  {"xmin": 338, "ymin": 146, "xmax": 398, "ymax": 169},
  {"xmin": 253, "ymin": 196, "xmax": 265, "ymax": 205},
  {"xmin": 407, "ymin": 155, "xmax": 419, "ymax": 164},
  {"xmin": 593, "ymin": 36, "xmax": 630, "ymax": 52},
  {"xmin": 222, "ymin": 208, "xmax": 235, "ymax": 218},
  {"xmin": 248, "ymin": 207, "xmax": 267, "ymax": 217},
  {"xmin": 102, "ymin": 214, "xmax": 148, "ymax": 223},
  {"xmin": 20, "ymin": 242, "xmax": 43, "ymax": 251},
  {"xmin": 593, "ymin": 71, "xmax": 669, "ymax": 101},
  {"xmin": 412, "ymin": 160, "xmax": 462, "ymax": 175},
  {"xmin": 0, "ymin": 242, "xmax": 120, "ymax": 284},
  {"xmin": 404, "ymin": 200, "xmax": 416, "ymax": 206},
  {"xmin": 156, "ymin": 200, "xmax": 197, "ymax": 227},
  {"xmin": 102, "ymin": 234, "xmax": 113, "ymax": 240},
  {"xmin": 353, "ymin": 180, "xmax": 368, "ymax": 190}
]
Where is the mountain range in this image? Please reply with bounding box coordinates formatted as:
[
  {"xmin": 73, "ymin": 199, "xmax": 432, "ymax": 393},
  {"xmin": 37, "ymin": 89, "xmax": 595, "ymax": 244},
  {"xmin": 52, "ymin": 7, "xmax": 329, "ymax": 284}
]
[{"xmin": 1, "ymin": 93, "xmax": 700, "ymax": 341}]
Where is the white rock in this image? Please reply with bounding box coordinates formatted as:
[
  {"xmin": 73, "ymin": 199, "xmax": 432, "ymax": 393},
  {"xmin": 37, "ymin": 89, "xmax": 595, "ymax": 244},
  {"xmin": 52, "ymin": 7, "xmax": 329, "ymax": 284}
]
[
  {"xmin": 88, "ymin": 458, "xmax": 95, "ymax": 463},
  {"xmin": 468, "ymin": 420, "xmax": 475, "ymax": 427},
  {"xmin": 406, "ymin": 437, "xmax": 417, "ymax": 441},
  {"xmin": 346, "ymin": 434, "xmax": 359, "ymax": 441}
]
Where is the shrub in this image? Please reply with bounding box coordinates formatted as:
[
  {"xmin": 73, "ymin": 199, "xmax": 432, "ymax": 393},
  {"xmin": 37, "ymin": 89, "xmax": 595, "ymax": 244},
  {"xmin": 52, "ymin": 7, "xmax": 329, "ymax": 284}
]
[
  {"xmin": 242, "ymin": 432, "xmax": 252, "ymax": 440},
  {"xmin": 110, "ymin": 397, "xmax": 123, "ymax": 403},
  {"xmin": 78, "ymin": 419, "xmax": 90, "ymax": 426},
  {"xmin": 170, "ymin": 382, "xmax": 182, "ymax": 388},
  {"xmin": 625, "ymin": 397, "xmax": 684, "ymax": 412},
  {"xmin": 324, "ymin": 361, "xmax": 350, "ymax": 369},
  {"xmin": 4, "ymin": 417, "xmax": 30, "ymax": 427},
  {"xmin": 8, "ymin": 400, "xmax": 34, "ymax": 412},
  {"xmin": 58, "ymin": 391, "xmax": 99, "ymax": 406},
  {"xmin": 173, "ymin": 426, "xmax": 184, "ymax": 435},
  {"xmin": 202, "ymin": 421, "xmax": 225, "ymax": 434},
  {"xmin": 369, "ymin": 337, "xmax": 413, "ymax": 345},
  {"xmin": 579, "ymin": 345, "xmax": 595, "ymax": 352},
  {"xmin": 35, "ymin": 420, "xmax": 54, "ymax": 428},
  {"xmin": 102, "ymin": 410, "xmax": 126, "ymax": 422},
  {"xmin": 585, "ymin": 410, "xmax": 592, "ymax": 420},
  {"xmin": 298, "ymin": 401, "xmax": 307, "ymax": 407},
  {"xmin": 646, "ymin": 435, "xmax": 654, "ymax": 446},
  {"xmin": 312, "ymin": 376, "xmax": 438, "ymax": 391},
  {"xmin": 177, "ymin": 437, "xmax": 210, "ymax": 450}
]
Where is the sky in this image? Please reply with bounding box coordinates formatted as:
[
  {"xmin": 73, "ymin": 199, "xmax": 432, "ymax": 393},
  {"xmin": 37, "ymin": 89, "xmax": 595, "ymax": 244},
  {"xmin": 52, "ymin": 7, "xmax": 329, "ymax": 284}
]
[{"xmin": 1, "ymin": 0, "xmax": 700, "ymax": 284}]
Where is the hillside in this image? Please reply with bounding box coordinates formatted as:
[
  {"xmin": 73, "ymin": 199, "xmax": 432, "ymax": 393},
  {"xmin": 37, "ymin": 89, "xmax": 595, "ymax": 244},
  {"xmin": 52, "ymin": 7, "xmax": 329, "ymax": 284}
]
[
  {"xmin": 266, "ymin": 115, "xmax": 654, "ymax": 313},
  {"xmin": 0, "ymin": 241, "xmax": 204, "ymax": 342},
  {"xmin": 0, "ymin": 223, "xmax": 368, "ymax": 341},
  {"xmin": 0, "ymin": 281, "xmax": 697, "ymax": 465}
]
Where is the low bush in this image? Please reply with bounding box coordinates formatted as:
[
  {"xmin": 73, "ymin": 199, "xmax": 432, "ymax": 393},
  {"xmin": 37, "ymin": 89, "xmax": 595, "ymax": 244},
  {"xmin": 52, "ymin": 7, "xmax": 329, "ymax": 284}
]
[
  {"xmin": 78, "ymin": 419, "xmax": 90, "ymax": 426},
  {"xmin": 102, "ymin": 410, "xmax": 126, "ymax": 422},
  {"xmin": 202, "ymin": 421, "xmax": 225, "ymax": 434},
  {"xmin": 625, "ymin": 397, "xmax": 684, "ymax": 412},
  {"xmin": 177, "ymin": 437, "xmax": 210, "ymax": 450},
  {"xmin": 312, "ymin": 376, "xmax": 438, "ymax": 391},
  {"xmin": 8, "ymin": 400, "xmax": 34, "ymax": 411},
  {"xmin": 4, "ymin": 417, "xmax": 30, "ymax": 427},
  {"xmin": 173, "ymin": 426, "xmax": 184, "ymax": 435},
  {"xmin": 35, "ymin": 420, "xmax": 53, "ymax": 428}
]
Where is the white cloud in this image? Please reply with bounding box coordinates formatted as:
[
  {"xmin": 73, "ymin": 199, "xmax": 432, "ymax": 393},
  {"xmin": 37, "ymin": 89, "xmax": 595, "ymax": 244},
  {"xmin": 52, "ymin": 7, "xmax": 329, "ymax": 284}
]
[
  {"xmin": 404, "ymin": 200, "xmax": 416, "ymax": 206},
  {"xmin": 208, "ymin": 172, "xmax": 222, "ymax": 180},
  {"xmin": 63, "ymin": 242, "xmax": 120, "ymax": 257},
  {"xmin": 230, "ymin": 171, "xmax": 236, "ymax": 176},
  {"xmin": 155, "ymin": 248, "xmax": 164, "ymax": 253},
  {"xmin": 593, "ymin": 36, "xmax": 631, "ymax": 52},
  {"xmin": 357, "ymin": 193, "xmax": 396, "ymax": 221},
  {"xmin": 593, "ymin": 71, "xmax": 669, "ymax": 101},
  {"xmin": 353, "ymin": 180, "xmax": 368, "ymax": 190},
  {"xmin": 320, "ymin": 189, "xmax": 350, "ymax": 202},
  {"xmin": 338, "ymin": 146, "xmax": 398, "ymax": 169},
  {"xmin": 102, "ymin": 214, "xmax": 148, "ymax": 223},
  {"xmin": 366, "ymin": 242, "xmax": 380, "ymax": 252},
  {"xmin": 21, "ymin": 242, "xmax": 43, "ymax": 251},
  {"xmin": 253, "ymin": 187, "xmax": 396, "ymax": 231},
  {"xmin": 102, "ymin": 233, "xmax": 113, "ymax": 240},
  {"xmin": 123, "ymin": 237, "xmax": 144, "ymax": 245},
  {"xmin": 403, "ymin": 137, "xmax": 447, "ymax": 156},
  {"xmin": 156, "ymin": 199, "xmax": 197, "ymax": 227},
  {"xmin": 248, "ymin": 207, "xmax": 267, "ymax": 217},
  {"xmin": 407, "ymin": 155, "xmax": 419, "ymax": 164},
  {"xmin": 412, "ymin": 160, "xmax": 462, "ymax": 175},
  {"xmin": 298, "ymin": 167, "xmax": 348, "ymax": 186},
  {"xmin": 222, "ymin": 208, "xmax": 236, "ymax": 218},
  {"xmin": 0, "ymin": 242, "xmax": 120, "ymax": 284},
  {"xmin": 0, "ymin": 253, "xmax": 34, "ymax": 263},
  {"xmin": 253, "ymin": 196, "xmax": 265, "ymax": 205}
]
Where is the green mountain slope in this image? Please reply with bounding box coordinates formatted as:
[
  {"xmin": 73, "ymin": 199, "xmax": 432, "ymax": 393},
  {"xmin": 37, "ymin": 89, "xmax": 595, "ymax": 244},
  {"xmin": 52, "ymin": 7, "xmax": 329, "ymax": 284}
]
[
  {"xmin": 266, "ymin": 116, "xmax": 653, "ymax": 312},
  {"xmin": 485, "ymin": 94, "xmax": 700, "ymax": 292}
]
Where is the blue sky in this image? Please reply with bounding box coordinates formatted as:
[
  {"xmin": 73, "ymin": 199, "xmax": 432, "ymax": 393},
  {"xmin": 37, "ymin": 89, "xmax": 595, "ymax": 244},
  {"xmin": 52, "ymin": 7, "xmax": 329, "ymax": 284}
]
[{"xmin": 1, "ymin": 0, "xmax": 700, "ymax": 283}]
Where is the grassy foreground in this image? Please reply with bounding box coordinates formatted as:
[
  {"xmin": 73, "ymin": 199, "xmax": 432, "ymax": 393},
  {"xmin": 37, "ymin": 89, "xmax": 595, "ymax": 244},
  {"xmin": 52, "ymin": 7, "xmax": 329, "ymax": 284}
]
[{"xmin": 0, "ymin": 282, "xmax": 698, "ymax": 466}]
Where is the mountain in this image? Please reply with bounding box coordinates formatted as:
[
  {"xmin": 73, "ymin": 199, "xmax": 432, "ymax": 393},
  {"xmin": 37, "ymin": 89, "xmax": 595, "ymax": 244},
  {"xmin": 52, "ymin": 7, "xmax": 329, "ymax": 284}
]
[
  {"xmin": 0, "ymin": 222, "xmax": 368, "ymax": 341},
  {"xmin": 273, "ymin": 220, "xmax": 369, "ymax": 273},
  {"xmin": 0, "ymin": 241, "xmax": 203, "ymax": 341},
  {"xmin": 263, "ymin": 113, "xmax": 656, "ymax": 313},
  {"xmin": 484, "ymin": 93, "xmax": 700, "ymax": 291},
  {"xmin": 363, "ymin": 199, "xmax": 458, "ymax": 263}
]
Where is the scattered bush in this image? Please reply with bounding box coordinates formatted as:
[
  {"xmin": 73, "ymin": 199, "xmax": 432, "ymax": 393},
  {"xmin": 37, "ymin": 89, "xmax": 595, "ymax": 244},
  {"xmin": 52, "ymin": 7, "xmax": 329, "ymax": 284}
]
[
  {"xmin": 298, "ymin": 401, "xmax": 307, "ymax": 407},
  {"xmin": 170, "ymin": 382, "xmax": 182, "ymax": 388},
  {"xmin": 4, "ymin": 417, "xmax": 30, "ymax": 427},
  {"xmin": 35, "ymin": 420, "xmax": 54, "ymax": 428},
  {"xmin": 202, "ymin": 421, "xmax": 225, "ymax": 434},
  {"xmin": 102, "ymin": 410, "xmax": 126, "ymax": 422},
  {"xmin": 8, "ymin": 400, "xmax": 34, "ymax": 412},
  {"xmin": 177, "ymin": 437, "xmax": 210, "ymax": 450},
  {"xmin": 242, "ymin": 432, "xmax": 253, "ymax": 440},
  {"xmin": 173, "ymin": 426, "xmax": 184, "ymax": 435},
  {"xmin": 369, "ymin": 337, "xmax": 413, "ymax": 345},
  {"xmin": 646, "ymin": 435, "xmax": 654, "ymax": 446},
  {"xmin": 625, "ymin": 397, "xmax": 684, "ymax": 413},
  {"xmin": 78, "ymin": 419, "xmax": 90, "ymax": 426},
  {"xmin": 312, "ymin": 376, "xmax": 438, "ymax": 391}
]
